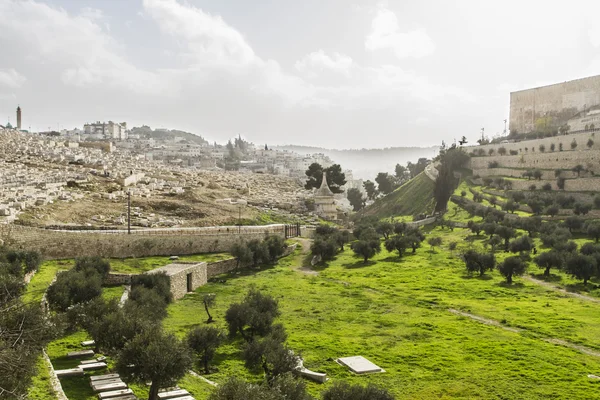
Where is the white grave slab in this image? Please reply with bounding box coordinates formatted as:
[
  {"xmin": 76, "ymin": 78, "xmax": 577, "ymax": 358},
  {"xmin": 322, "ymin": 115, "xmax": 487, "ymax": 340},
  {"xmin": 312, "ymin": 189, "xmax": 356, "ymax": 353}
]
[
  {"xmin": 92, "ymin": 381, "xmax": 127, "ymax": 392},
  {"xmin": 336, "ymin": 356, "xmax": 384, "ymax": 374},
  {"xmin": 97, "ymin": 388, "xmax": 134, "ymax": 399},
  {"xmin": 55, "ymin": 367, "xmax": 84, "ymax": 378},
  {"xmin": 80, "ymin": 362, "xmax": 107, "ymax": 371},
  {"xmin": 157, "ymin": 389, "xmax": 190, "ymax": 399},
  {"xmin": 90, "ymin": 373, "xmax": 120, "ymax": 382}
]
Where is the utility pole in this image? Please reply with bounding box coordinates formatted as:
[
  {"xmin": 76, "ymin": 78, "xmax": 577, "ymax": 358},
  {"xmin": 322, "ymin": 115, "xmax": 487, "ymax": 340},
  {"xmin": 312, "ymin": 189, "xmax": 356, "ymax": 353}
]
[
  {"xmin": 127, "ymin": 190, "xmax": 131, "ymax": 235},
  {"xmin": 503, "ymin": 119, "xmax": 507, "ymax": 135}
]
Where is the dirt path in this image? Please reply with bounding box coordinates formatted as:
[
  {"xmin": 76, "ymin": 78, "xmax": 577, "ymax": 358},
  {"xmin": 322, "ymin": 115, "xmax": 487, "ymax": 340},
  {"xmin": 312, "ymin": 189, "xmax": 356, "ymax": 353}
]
[
  {"xmin": 544, "ymin": 339, "xmax": 600, "ymax": 358},
  {"xmin": 448, "ymin": 308, "xmax": 522, "ymax": 333},
  {"xmin": 524, "ymin": 276, "xmax": 600, "ymax": 304},
  {"xmin": 292, "ymin": 238, "xmax": 319, "ymax": 276},
  {"xmin": 448, "ymin": 308, "xmax": 600, "ymax": 359}
]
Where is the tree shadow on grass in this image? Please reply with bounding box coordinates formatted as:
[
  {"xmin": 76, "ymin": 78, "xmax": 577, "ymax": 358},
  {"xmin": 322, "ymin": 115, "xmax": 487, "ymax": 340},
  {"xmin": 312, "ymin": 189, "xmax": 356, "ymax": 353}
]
[
  {"xmin": 342, "ymin": 260, "xmax": 377, "ymax": 269},
  {"xmin": 564, "ymin": 282, "xmax": 600, "ymax": 293},
  {"xmin": 496, "ymin": 281, "xmax": 526, "ymax": 289},
  {"xmin": 460, "ymin": 273, "xmax": 493, "ymax": 281},
  {"xmin": 530, "ymin": 272, "xmax": 562, "ymax": 283},
  {"xmin": 380, "ymin": 255, "xmax": 406, "ymax": 263}
]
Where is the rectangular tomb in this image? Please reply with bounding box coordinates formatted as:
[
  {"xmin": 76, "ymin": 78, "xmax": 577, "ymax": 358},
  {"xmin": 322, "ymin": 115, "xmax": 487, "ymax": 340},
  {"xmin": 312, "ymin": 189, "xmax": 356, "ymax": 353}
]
[{"xmin": 336, "ymin": 356, "xmax": 384, "ymax": 374}]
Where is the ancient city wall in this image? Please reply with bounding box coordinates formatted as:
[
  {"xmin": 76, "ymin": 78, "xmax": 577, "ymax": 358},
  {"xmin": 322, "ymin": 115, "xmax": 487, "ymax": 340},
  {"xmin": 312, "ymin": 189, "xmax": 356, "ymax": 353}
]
[
  {"xmin": 0, "ymin": 224, "xmax": 286, "ymax": 259},
  {"xmin": 468, "ymin": 148, "xmax": 600, "ymax": 171},
  {"xmin": 466, "ymin": 131, "xmax": 600, "ymax": 157},
  {"xmin": 473, "ymin": 167, "xmax": 579, "ymax": 180},
  {"xmin": 510, "ymin": 75, "xmax": 600, "ymax": 133}
]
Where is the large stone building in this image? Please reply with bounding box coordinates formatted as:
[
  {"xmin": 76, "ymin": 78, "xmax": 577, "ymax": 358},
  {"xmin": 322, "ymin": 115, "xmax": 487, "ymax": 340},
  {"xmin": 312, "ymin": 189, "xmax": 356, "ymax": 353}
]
[
  {"xmin": 84, "ymin": 121, "xmax": 128, "ymax": 140},
  {"xmin": 510, "ymin": 75, "xmax": 600, "ymax": 134}
]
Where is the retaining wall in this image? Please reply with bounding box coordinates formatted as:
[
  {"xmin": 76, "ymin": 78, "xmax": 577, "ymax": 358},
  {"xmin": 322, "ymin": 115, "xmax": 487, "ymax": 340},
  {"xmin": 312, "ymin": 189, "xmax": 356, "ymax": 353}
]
[
  {"xmin": 103, "ymin": 243, "xmax": 298, "ymax": 286},
  {"xmin": 469, "ymin": 149, "xmax": 600, "ymax": 172},
  {"xmin": 0, "ymin": 224, "xmax": 286, "ymax": 259}
]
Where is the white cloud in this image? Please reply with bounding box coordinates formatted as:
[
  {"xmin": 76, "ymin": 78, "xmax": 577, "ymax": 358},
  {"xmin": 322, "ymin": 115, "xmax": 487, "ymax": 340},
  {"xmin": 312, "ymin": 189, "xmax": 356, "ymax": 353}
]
[
  {"xmin": 0, "ymin": 69, "xmax": 26, "ymax": 89},
  {"xmin": 365, "ymin": 5, "xmax": 435, "ymax": 59},
  {"xmin": 295, "ymin": 50, "xmax": 354, "ymax": 78},
  {"xmin": 143, "ymin": 0, "xmax": 256, "ymax": 67},
  {"xmin": 0, "ymin": 0, "xmax": 166, "ymax": 95}
]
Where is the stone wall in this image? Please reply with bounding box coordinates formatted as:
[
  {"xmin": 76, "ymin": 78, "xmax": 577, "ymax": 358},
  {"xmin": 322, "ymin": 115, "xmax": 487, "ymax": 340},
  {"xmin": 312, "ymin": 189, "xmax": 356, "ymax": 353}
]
[
  {"xmin": 206, "ymin": 258, "xmax": 239, "ymax": 279},
  {"xmin": 103, "ymin": 243, "xmax": 298, "ymax": 291},
  {"xmin": 473, "ymin": 167, "xmax": 578, "ymax": 180},
  {"xmin": 509, "ymin": 75, "xmax": 600, "ymax": 133},
  {"xmin": 104, "ymin": 273, "xmax": 133, "ymax": 285},
  {"xmin": 469, "ymin": 148, "xmax": 600, "ymax": 172},
  {"xmin": 1, "ymin": 224, "xmax": 286, "ymax": 259},
  {"xmin": 466, "ymin": 131, "xmax": 600, "ymax": 159}
]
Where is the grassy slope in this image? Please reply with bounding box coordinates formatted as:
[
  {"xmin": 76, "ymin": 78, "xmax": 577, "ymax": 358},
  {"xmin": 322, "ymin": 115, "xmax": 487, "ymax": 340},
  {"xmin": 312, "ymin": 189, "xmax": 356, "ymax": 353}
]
[
  {"xmin": 163, "ymin": 234, "xmax": 600, "ymax": 399},
  {"xmin": 359, "ymin": 172, "xmax": 435, "ymax": 219}
]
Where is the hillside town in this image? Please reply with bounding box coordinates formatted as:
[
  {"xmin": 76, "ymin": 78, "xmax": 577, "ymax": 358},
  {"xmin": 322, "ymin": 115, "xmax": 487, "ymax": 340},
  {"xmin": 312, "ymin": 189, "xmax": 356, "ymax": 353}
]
[{"xmin": 0, "ymin": 112, "xmax": 364, "ymax": 228}]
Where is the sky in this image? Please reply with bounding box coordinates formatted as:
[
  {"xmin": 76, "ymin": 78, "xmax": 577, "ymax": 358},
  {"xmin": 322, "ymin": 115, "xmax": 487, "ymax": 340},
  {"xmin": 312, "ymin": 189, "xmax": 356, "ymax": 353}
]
[{"xmin": 1, "ymin": 0, "xmax": 600, "ymax": 149}]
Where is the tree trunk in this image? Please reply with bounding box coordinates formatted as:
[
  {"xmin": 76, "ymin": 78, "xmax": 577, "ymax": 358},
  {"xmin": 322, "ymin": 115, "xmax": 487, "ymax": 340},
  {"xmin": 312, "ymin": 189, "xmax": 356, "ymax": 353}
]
[
  {"xmin": 203, "ymin": 355, "xmax": 210, "ymax": 374},
  {"xmin": 148, "ymin": 382, "xmax": 160, "ymax": 400},
  {"xmin": 584, "ymin": 278, "xmax": 588, "ymax": 285},
  {"xmin": 544, "ymin": 267, "xmax": 550, "ymax": 277},
  {"xmin": 204, "ymin": 301, "xmax": 213, "ymax": 323},
  {"xmin": 506, "ymin": 274, "xmax": 512, "ymax": 284}
]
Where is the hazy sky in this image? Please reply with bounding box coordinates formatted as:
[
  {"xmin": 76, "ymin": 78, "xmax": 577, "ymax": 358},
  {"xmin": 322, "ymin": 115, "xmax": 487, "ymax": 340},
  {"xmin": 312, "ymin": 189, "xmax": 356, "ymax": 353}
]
[{"xmin": 1, "ymin": 0, "xmax": 600, "ymax": 148}]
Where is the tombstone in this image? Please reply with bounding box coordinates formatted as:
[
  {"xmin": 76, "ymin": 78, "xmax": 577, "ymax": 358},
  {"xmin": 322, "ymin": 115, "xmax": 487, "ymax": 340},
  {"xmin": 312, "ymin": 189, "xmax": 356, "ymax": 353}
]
[
  {"xmin": 67, "ymin": 349, "xmax": 94, "ymax": 358},
  {"xmin": 157, "ymin": 389, "xmax": 190, "ymax": 399}
]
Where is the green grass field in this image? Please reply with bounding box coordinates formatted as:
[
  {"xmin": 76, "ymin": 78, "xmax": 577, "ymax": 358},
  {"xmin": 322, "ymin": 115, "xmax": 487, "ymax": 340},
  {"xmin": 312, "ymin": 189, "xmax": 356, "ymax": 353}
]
[
  {"xmin": 359, "ymin": 172, "xmax": 436, "ymax": 219},
  {"xmin": 160, "ymin": 231, "xmax": 600, "ymax": 399},
  {"xmin": 25, "ymin": 183, "xmax": 600, "ymax": 399}
]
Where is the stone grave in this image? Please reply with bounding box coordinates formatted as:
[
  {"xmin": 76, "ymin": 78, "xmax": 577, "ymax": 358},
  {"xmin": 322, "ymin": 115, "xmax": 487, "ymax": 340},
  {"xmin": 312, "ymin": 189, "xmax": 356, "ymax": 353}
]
[{"xmin": 336, "ymin": 356, "xmax": 384, "ymax": 374}]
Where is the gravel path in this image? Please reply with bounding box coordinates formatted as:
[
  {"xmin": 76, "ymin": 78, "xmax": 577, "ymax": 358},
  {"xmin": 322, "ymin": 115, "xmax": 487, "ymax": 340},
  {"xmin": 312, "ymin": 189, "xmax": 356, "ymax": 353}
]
[
  {"xmin": 448, "ymin": 308, "xmax": 522, "ymax": 333},
  {"xmin": 524, "ymin": 276, "xmax": 600, "ymax": 304}
]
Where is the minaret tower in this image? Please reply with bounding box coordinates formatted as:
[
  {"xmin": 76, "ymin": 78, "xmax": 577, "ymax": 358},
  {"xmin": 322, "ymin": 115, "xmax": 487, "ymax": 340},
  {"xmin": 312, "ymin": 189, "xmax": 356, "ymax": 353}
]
[{"xmin": 16, "ymin": 106, "xmax": 21, "ymax": 130}]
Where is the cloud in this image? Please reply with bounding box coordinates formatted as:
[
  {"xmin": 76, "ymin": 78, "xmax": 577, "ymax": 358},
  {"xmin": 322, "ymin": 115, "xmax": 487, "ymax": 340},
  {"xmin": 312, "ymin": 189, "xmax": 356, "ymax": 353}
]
[
  {"xmin": 0, "ymin": 69, "xmax": 26, "ymax": 89},
  {"xmin": 365, "ymin": 5, "xmax": 435, "ymax": 59},
  {"xmin": 0, "ymin": 0, "xmax": 166, "ymax": 95},
  {"xmin": 295, "ymin": 50, "xmax": 354, "ymax": 78},
  {"xmin": 142, "ymin": 0, "xmax": 317, "ymax": 106}
]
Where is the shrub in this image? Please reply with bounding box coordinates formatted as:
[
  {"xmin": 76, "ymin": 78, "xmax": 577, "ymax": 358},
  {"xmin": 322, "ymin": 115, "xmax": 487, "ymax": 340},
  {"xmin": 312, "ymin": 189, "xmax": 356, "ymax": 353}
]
[
  {"xmin": 542, "ymin": 183, "xmax": 552, "ymax": 191},
  {"xmin": 571, "ymin": 139, "xmax": 578, "ymax": 150},
  {"xmin": 131, "ymin": 272, "xmax": 172, "ymax": 305},
  {"xmin": 509, "ymin": 150, "xmax": 518, "ymax": 155},
  {"xmin": 74, "ymin": 257, "xmax": 111, "ymax": 276},
  {"xmin": 488, "ymin": 161, "xmax": 500, "ymax": 168},
  {"xmin": 47, "ymin": 269, "xmax": 103, "ymax": 312},
  {"xmin": 264, "ymin": 235, "xmax": 286, "ymax": 262},
  {"xmin": 539, "ymin": 144, "xmax": 545, "ymax": 152},
  {"xmin": 322, "ymin": 382, "xmax": 395, "ymax": 400},
  {"xmin": 550, "ymin": 143, "xmax": 556, "ymax": 151},
  {"xmin": 310, "ymin": 238, "xmax": 338, "ymax": 262}
]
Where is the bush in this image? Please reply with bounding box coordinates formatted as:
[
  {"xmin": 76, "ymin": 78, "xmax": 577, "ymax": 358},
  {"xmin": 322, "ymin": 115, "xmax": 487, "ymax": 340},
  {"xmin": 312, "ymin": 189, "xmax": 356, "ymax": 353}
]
[
  {"xmin": 488, "ymin": 161, "xmax": 500, "ymax": 168},
  {"xmin": 264, "ymin": 235, "xmax": 286, "ymax": 262},
  {"xmin": 47, "ymin": 269, "xmax": 103, "ymax": 312},
  {"xmin": 322, "ymin": 382, "xmax": 395, "ymax": 400},
  {"xmin": 131, "ymin": 272, "xmax": 172, "ymax": 304},
  {"xmin": 310, "ymin": 238, "xmax": 338, "ymax": 262},
  {"xmin": 542, "ymin": 183, "xmax": 552, "ymax": 191},
  {"xmin": 74, "ymin": 257, "xmax": 111, "ymax": 276}
]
